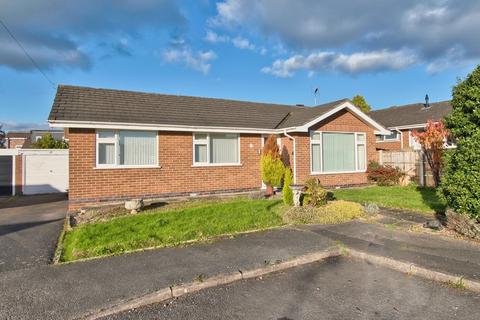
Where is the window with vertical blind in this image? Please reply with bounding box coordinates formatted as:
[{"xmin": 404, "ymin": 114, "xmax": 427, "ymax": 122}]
[
  {"xmin": 193, "ymin": 133, "xmax": 240, "ymax": 165},
  {"xmin": 311, "ymin": 132, "xmax": 367, "ymax": 173},
  {"xmin": 96, "ymin": 130, "xmax": 157, "ymax": 168}
]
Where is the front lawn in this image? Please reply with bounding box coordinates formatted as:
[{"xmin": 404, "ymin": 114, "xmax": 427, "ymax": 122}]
[
  {"xmin": 333, "ymin": 185, "xmax": 446, "ymax": 214},
  {"xmin": 61, "ymin": 198, "xmax": 286, "ymax": 262}
]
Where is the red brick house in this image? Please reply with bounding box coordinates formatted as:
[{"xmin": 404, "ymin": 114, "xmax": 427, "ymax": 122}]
[
  {"xmin": 48, "ymin": 85, "xmax": 390, "ymax": 211},
  {"xmin": 369, "ymin": 99, "xmax": 452, "ymax": 151},
  {"xmin": 5, "ymin": 132, "xmax": 30, "ymax": 149}
]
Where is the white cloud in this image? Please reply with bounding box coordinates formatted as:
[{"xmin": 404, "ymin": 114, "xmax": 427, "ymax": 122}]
[
  {"xmin": 1, "ymin": 120, "xmax": 49, "ymax": 132},
  {"xmin": 203, "ymin": 30, "xmax": 259, "ymax": 52},
  {"xmin": 163, "ymin": 48, "xmax": 217, "ymax": 74},
  {"xmin": 0, "ymin": 0, "xmax": 185, "ymax": 71},
  {"xmin": 214, "ymin": 0, "xmax": 480, "ymax": 72},
  {"xmin": 204, "ymin": 30, "xmax": 229, "ymax": 43},
  {"xmin": 231, "ymin": 37, "xmax": 255, "ymax": 50},
  {"xmin": 261, "ymin": 49, "xmax": 418, "ymax": 77}
]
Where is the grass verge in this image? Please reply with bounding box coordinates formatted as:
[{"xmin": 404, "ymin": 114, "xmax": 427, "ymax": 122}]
[
  {"xmin": 333, "ymin": 185, "xmax": 446, "ymax": 214},
  {"xmin": 61, "ymin": 198, "xmax": 286, "ymax": 262}
]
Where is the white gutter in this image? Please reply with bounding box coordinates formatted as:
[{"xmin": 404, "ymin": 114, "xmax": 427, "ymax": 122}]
[
  {"xmin": 388, "ymin": 123, "xmax": 427, "ymax": 130},
  {"xmin": 283, "ymin": 130, "xmax": 296, "ymax": 184}
]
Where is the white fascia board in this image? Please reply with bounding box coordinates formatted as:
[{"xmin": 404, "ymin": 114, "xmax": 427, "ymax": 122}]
[
  {"xmin": 20, "ymin": 149, "xmax": 69, "ymax": 155},
  {"xmin": 0, "ymin": 149, "xmax": 19, "ymax": 155},
  {"xmin": 389, "ymin": 123, "xmax": 427, "ymax": 130},
  {"xmin": 296, "ymin": 101, "xmax": 391, "ymax": 135},
  {"xmin": 49, "ymin": 120, "xmax": 278, "ymax": 135}
]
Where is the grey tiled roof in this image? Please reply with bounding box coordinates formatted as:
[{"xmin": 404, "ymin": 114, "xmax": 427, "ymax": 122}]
[
  {"xmin": 369, "ymin": 100, "xmax": 451, "ymax": 128},
  {"xmin": 6, "ymin": 131, "xmax": 30, "ymax": 139},
  {"xmin": 48, "ymin": 85, "xmax": 349, "ymax": 130}
]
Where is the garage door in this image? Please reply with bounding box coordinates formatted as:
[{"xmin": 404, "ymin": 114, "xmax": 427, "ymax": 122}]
[
  {"xmin": 0, "ymin": 156, "xmax": 13, "ymax": 195},
  {"xmin": 23, "ymin": 151, "xmax": 68, "ymax": 195}
]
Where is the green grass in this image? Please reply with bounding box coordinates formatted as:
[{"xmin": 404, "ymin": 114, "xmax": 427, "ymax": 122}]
[
  {"xmin": 61, "ymin": 198, "xmax": 286, "ymax": 262},
  {"xmin": 333, "ymin": 185, "xmax": 446, "ymax": 214}
]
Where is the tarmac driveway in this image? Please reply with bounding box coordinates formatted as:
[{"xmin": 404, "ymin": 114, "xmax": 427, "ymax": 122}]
[{"xmin": 0, "ymin": 194, "xmax": 67, "ymax": 272}]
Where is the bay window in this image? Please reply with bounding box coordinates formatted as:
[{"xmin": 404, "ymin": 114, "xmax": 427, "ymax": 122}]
[
  {"xmin": 96, "ymin": 130, "xmax": 157, "ymax": 168},
  {"xmin": 193, "ymin": 133, "xmax": 240, "ymax": 165},
  {"xmin": 311, "ymin": 132, "xmax": 366, "ymax": 173}
]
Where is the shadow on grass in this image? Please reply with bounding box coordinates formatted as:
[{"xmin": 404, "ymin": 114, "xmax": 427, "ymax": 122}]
[{"xmin": 417, "ymin": 187, "xmax": 447, "ymax": 215}]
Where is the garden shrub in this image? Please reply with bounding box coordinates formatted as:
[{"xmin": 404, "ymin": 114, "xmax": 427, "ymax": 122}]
[
  {"xmin": 32, "ymin": 133, "xmax": 69, "ymax": 149},
  {"xmin": 363, "ymin": 202, "xmax": 380, "ymax": 215},
  {"xmin": 261, "ymin": 154, "xmax": 284, "ymax": 191},
  {"xmin": 282, "ymin": 206, "xmax": 317, "ymax": 224},
  {"xmin": 316, "ymin": 201, "xmax": 365, "ymax": 224},
  {"xmin": 282, "ymin": 167, "xmax": 294, "ymax": 206},
  {"xmin": 302, "ymin": 178, "xmax": 328, "ymax": 207},
  {"xmin": 261, "ymin": 135, "xmax": 284, "ymax": 194},
  {"xmin": 282, "ymin": 200, "xmax": 364, "ymax": 225},
  {"xmin": 441, "ymin": 65, "xmax": 480, "ymax": 220},
  {"xmin": 367, "ymin": 161, "xmax": 405, "ymax": 186}
]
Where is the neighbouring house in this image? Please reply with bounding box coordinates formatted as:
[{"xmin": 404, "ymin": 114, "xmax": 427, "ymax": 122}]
[
  {"xmin": 5, "ymin": 129, "xmax": 65, "ymax": 149},
  {"xmin": 5, "ymin": 131, "xmax": 30, "ymax": 149},
  {"xmin": 369, "ymin": 97, "xmax": 452, "ymax": 151},
  {"xmin": 48, "ymin": 85, "xmax": 390, "ymax": 211}
]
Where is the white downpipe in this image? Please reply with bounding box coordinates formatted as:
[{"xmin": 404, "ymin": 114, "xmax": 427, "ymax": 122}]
[
  {"xmin": 283, "ymin": 130, "xmax": 296, "ymax": 184},
  {"xmin": 11, "ymin": 155, "xmax": 15, "ymax": 196},
  {"xmin": 394, "ymin": 128, "xmax": 403, "ymax": 149}
]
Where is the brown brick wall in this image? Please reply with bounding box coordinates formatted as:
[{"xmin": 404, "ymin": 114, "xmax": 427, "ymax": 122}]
[
  {"xmin": 8, "ymin": 139, "xmax": 25, "ymax": 149},
  {"xmin": 68, "ymin": 129, "xmax": 263, "ymax": 210},
  {"xmin": 68, "ymin": 110, "xmax": 380, "ymax": 210},
  {"xmin": 293, "ymin": 109, "xmax": 377, "ymax": 187}
]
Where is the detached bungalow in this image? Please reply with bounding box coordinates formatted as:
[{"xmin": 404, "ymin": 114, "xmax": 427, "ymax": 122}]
[
  {"xmin": 369, "ymin": 98, "xmax": 452, "ymax": 151},
  {"xmin": 48, "ymin": 85, "xmax": 390, "ymax": 211}
]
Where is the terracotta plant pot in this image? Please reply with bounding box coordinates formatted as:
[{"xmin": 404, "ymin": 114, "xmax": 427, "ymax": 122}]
[{"xmin": 265, "ymin": 185, "xmax": 274, "ymax": 197}]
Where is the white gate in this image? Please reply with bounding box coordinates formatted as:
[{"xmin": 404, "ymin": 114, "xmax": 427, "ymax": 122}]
[{"xmin": 22, "ymin": 150, "xmax": 68, "ymax": 195}]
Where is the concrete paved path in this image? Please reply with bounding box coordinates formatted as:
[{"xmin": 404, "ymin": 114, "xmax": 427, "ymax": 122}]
[
  {"xmin": 0, "ymin": 194, "xmax": 67, "ymax": 272},
  {"xmin": 103, "ymin": 257, "xmax": 480, "ymax": 320}
]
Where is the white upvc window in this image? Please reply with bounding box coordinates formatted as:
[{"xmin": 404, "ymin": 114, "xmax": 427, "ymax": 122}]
[
  {"xmin": 193, "ymin": 133, "xmax": 240, "ymax": 166},
  {"xmin": 96, "ymin": 130, "xmax": 158, "ymax": 168},
  {"xmin": 376, "ymin": 131, "xmax": 400, "ymax": 142},
  {"xmin": 310, "ymin": 131, "xmax": 367, "ymax": 174}
]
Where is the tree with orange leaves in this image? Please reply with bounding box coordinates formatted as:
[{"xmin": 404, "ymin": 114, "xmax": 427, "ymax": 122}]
[{"xmin": 411, "ymin": 120, "xmax": 449, "ymax": 187}]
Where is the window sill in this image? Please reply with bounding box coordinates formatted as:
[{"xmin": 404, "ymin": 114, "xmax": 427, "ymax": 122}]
[
  {"xmin": 94, "ymin": 165, "xmax": 161, "ymax": 170},
  {"xmin": 376, "ymin": 140, "xmax": 400, "ymax": 143},
  {"xmin": 192, "ymin": 163, "xmax": 242, "ymax": 168},
  {"xmin": 311, "ymin": 170, "xmax": 366, "ymax": 175}
]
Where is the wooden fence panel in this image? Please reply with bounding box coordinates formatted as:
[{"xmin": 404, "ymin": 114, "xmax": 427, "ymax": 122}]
[{"xmin": 379, "ymin": 150, "xmax": 426, "ymax": 186}]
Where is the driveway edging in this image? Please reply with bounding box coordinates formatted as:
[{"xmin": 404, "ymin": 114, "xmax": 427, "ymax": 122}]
[
  {"xmin": 80, "ymin": 247, "xmax": 342, "ymax": 320},
  {"xmin": 347, "ymin": 248, "xmax": 480, "ymax": 293}
]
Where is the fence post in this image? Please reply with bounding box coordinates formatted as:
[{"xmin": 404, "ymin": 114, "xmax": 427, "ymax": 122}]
[
  {"xmin": 379, "ymin": 150, "xmax": 383, "ymax": 165},
  {"xmin": 419, "ymin": 151, "xmax": 425, "ymax": 187}
]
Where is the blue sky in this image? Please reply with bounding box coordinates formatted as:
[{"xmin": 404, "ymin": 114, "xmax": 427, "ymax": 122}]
[{"xmin": 1, "ymin": 0, "xmax": 479, "ymax": 131}]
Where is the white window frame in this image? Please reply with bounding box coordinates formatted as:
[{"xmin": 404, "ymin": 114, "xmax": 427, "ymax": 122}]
[
  {"xmin": 310, "ymin": 131, "xmax": 367, "ymax": 175},
  {"xmin": 376, "ymin": 131, "xmax": 400, "ymax": 142},
  {"xmin": 95, "ymin": 129, "xmax": 159, "ymax": 169},
  {"xmin": 192, "ymin": 133, "xmax": 241, "ymax": 167}
]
